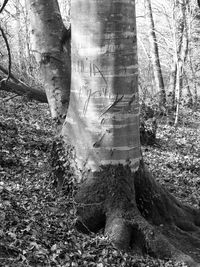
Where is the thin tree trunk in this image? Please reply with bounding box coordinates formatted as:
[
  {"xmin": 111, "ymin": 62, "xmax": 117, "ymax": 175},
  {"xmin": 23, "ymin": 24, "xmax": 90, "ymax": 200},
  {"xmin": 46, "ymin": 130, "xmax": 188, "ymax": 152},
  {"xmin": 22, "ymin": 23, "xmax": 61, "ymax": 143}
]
[
  {"xmin": 168, "ymin": 61, "xmax": 177, "ymax": 108},
  {"xmin": 15, "ymin": 0, "xmax": 24, "ymax": 72},
  {"xmin": 186, "ymin": 86, "xmax": 193, "ymax": 107},
  {"xmin": 193, "ymin": 84, "xmax": 198, "ymax": 110},
  {"xmin": 169, "ymin": 2, "xmax": 179, "ymax": 110},
  {"xmin": 183, "ymin": 70, "xmax": 193, "ymax": 107},
  {"xmin": 174, "ymin": 59, "xmax": 182, "ymax": 126},
  {"xmin": 174, "ymin": 0, "xmax": 189, "ymax": 126},
  {"xmin": 145, "ymin": 0, "xmax": 166, "ymax": 106},
  {"xmin": 171, "ymin": 0, "xmax": 184, "ymax": 113},
  {"xmin": 24, "ymin": 0, "xmax": 33, "ymax": 76},
  {"xmin": 188, "ymin": 53, "xmax": 198, "ymax": 110}
]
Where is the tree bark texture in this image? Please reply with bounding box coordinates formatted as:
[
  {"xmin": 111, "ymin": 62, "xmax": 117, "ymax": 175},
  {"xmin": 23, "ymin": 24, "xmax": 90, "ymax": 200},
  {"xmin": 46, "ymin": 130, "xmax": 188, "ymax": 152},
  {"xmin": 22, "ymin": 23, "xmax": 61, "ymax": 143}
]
[
  {"xmin": 145, "ymin": 0, "xmax": 166, "ymax": 106},
  {"xmin": 188, "ymin": 53, "xmax": 198, "ymax": 110},
  {"xmin": 28, "ymin": 0, "xmax": 70, "ymax": 125},
  {"xmin": 174, "ymin": 0, "xmax": 189, "ymax": 126},
  {"xmin": 15, "ymin": 0, "xmax": 25, "ymax": 73},
  {"xmin": 168, "ymin": 61, "xmax": 176, "ymax": 108},
  {"xmin": 173, "ymin": 0, "xmax": 189, "ymax": 93},
  {"xmin": 65, "ymin": 0, "xmax": 200, "ymax": 265},
  {"xmin": 63, "ymin": 0, "xmax": 141, "ymax": 175}
]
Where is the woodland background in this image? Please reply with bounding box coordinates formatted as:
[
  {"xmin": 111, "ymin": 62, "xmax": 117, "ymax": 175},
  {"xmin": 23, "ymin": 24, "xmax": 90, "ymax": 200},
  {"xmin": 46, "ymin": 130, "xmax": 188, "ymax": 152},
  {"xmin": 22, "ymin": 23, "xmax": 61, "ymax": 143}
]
[{"xmin": 0, "ymin": 0, "xmax": 200, "ymax": 266}]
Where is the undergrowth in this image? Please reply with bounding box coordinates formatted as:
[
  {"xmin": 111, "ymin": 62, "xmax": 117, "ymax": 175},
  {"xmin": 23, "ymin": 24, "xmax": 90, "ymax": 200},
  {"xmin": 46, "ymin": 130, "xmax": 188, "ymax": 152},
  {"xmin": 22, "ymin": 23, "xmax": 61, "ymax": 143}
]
[{"xmin": 0, "ymin": 91, "xmax": 199, "ymax": 266}]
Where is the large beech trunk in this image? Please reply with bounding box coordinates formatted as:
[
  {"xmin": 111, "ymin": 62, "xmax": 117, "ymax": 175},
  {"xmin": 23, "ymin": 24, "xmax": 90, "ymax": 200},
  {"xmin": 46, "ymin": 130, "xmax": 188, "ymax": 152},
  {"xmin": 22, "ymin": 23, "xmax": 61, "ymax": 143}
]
[
  {"xmin": 63, "ymin": 0, "xmax": 141, "ymax": 174},
  {"xmin": 27, "ymin": 0, "xmax": 200, "ymax": 265},
  {"xmin": 66, "ymin": 0, "xmax": 200, "ymax": 265}
]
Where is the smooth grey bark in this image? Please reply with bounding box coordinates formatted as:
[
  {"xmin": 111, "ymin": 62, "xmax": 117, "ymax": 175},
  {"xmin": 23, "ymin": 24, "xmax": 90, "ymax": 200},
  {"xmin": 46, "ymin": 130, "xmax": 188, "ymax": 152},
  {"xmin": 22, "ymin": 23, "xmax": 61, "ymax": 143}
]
[
  {"xmin": 28, "ymin": 0, "xmax": 71, "ymax": 127},
  {"xmin": 26, "ymin": 0, "xmax": 200, "ymax": 265}
]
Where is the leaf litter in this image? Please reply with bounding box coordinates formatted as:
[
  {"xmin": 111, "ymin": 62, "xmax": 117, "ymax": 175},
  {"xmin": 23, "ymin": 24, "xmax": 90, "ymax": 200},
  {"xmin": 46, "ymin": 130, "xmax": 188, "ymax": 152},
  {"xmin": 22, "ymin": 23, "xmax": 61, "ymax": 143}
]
[{"xmin": 0, "ymin": 91, "xmax": 199, "ymax": 266}]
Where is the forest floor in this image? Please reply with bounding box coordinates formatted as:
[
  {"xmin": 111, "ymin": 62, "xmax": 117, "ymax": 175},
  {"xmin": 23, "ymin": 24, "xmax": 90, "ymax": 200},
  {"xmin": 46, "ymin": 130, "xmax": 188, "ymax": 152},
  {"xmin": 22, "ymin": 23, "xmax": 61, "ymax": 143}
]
[{"xmin": 0, "ymin": 91, "xmax": 200, "ymax": 267}]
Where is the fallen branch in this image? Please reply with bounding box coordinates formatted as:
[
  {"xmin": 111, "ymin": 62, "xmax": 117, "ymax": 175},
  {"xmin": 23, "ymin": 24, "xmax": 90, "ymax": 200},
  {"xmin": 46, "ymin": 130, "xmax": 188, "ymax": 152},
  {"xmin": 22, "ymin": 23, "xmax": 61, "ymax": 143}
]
[{"xmin": 0, "ymin": 74, "xmax": 47, "ymax": 103}]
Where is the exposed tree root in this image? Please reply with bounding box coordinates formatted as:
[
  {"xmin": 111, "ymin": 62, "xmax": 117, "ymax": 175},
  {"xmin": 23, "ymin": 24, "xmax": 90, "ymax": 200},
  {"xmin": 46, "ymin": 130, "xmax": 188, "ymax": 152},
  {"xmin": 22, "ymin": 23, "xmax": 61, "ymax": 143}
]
[{"xmin": 75, "ymin": 162, "xmax": 200, "ymax": 266}]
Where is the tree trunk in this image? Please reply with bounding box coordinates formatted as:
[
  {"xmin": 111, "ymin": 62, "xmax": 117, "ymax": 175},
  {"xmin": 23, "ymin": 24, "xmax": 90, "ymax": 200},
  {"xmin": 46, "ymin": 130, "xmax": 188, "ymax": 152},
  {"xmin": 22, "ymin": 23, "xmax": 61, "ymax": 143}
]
[
  {"xmin": 184, "ymin": 71, "xmax": 193, "ymax": 108},
  {"xmin": 15, "ymin": 0, "xmax": 25, "ymax": 73},
  {"xmin": 27, "ymin": 0, "xmax": 71, "ymax": 127},
  {"xmin": 67, "ymin": 0, "xmax": 200, "ymax": 264},
  {"xmin": 174, "ymin": 0, "xmax": 189, "ymax": 126},
  {"xmin": 188, "ymin": 52, "xmax": 198, "ymax": 110},
  {"xmin": 24, "ymin": 0, "xmax": 33, "ymax": 77},
  {"xmin": 145, "ymin": 0, "xmax": 166, "ymax": 106},
  {"xmin": 64, "ymin": 0, "xmax": 141, "ymax": 174},
  {"xmin": 174, "ymin": 59, "xmax": 183, "ymax": 127},
  {"xmin": 168, "ymin": 61, "xmax": 177, "ymax": 109},
  {"xmin": 193, "ymin": 85, "xmax": 198, "ymax": 110},
  {"xmin": 28, "ymin": 0, "xmax": 200, "ymax": 265}
]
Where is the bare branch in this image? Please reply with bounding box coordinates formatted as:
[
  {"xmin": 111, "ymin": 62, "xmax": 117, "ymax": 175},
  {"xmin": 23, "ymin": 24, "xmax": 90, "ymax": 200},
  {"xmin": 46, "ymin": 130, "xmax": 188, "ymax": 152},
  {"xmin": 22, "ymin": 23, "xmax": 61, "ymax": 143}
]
[{"xmin": 0, "ymin": 0, "xmax": 9, "ymax": 13}]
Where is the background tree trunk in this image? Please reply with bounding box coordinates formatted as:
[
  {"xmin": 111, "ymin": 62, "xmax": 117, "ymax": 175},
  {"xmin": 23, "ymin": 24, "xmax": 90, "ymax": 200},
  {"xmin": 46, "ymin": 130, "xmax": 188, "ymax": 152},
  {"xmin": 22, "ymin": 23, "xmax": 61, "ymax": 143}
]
[
  {"xmin": 168, "ymin": 61, "xmax": 177, "ymax": 108},
  {"xmin": 188, "ymin": 52, "xmax": 198, "ymax": 110},
  {"xmin": 145, "ymin": 0, "xmax": 166, "ymax": 106},
  {"xmin": 174, "ymin": 0, "xmax": 189, "ymax": 126},
  {"xmin": 15, "ymin": 0, "xmax": 24, "ymax": 73}
]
